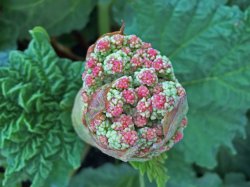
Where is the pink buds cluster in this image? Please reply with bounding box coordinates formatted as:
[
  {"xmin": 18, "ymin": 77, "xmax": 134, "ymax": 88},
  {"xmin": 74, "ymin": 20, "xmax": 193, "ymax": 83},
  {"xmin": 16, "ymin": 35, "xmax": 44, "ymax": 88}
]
[{"xmin": 77, "ymin": 30, "xmax": 188, "ymax": 161}]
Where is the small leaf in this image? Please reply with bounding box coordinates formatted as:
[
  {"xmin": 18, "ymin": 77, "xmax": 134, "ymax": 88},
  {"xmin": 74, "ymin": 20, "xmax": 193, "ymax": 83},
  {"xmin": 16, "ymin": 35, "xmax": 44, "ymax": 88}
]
[{"xmin": 130, "ymin": 153, "xmax": 169, "ymax": 187}]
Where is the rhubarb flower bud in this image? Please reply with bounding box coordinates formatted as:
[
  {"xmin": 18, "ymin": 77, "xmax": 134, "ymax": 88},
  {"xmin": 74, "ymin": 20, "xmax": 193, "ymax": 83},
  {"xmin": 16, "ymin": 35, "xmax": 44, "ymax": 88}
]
[{"xmin": 72, "ymin": 28, "xmax": 188, "ymax": 161}]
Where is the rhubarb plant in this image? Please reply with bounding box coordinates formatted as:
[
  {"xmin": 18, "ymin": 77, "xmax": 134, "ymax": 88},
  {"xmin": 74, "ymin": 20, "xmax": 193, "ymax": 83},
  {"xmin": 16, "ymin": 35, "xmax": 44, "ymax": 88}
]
[{"xmin": 1, "ymin": 0, "xmax": 250, "ymax": 187}]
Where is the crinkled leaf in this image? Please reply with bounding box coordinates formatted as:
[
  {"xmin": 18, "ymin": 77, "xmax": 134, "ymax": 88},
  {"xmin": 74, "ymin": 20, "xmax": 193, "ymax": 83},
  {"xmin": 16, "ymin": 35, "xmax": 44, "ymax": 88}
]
[
  {"xmin": 216, "ymin": 112, "xmax": 250, "ymax": 178},
  {"xmin": 1, "ymin": 0, "xmax": 96, "ymax": 39},
  {"xmin": 0, "ymin": 27, "xmax": 84, "ymax": 187},
  {"xmin": 68, "ymin": 163, "xmax": 142, "ymax": 187},
  {"xmin": 130, "ymin": 153, "xmax": 168, "ymax": 187},
  {"xmin": 43, "ymin": 159, "xmax": 75, "ymax": 187},
  {"xmin": 0, "ymin": 170, "xmax": 22, "ymax": 187},
  {"xmin": 114, "ymin": 0, "xmax": 250, "ymax": 168}
]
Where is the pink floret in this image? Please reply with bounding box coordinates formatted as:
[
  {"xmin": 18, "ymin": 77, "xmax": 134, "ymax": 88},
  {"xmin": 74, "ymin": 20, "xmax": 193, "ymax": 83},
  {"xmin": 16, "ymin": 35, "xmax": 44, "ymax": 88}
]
[
  {"xmin": 112, "ymin": 34, "xmax": 124, "ymax": 45},
  {"xmin": 121, "ymin": 47, "xmax": 131, "ymax": 55},
  {"xmin": 107, "ymin": 103, "xmax": 123, "ymax": 117},
  {"xmin": 112, "ymin": 60, "xmax": 123, "ymax": 73},
  {"xmin": 136, "ymin": 85, "xmax": 150, "ymax": 98},
  {"xmin": 89, "ymin": 115, "xmax": 105, "ymax": 132},
  {"xmin": 174, "ymin": 131, "xmax": 183, "ymax": 143},
  {"xmin": 143, "ymin": 59, "xmax": 153, "ymax": 68},
  {"xmin": 177, "ymin": 86, "xmax": 186, "ymax": 97},
  {"xmin": 92, "ymin": 66, "xmax": 102, "ymax": 76},
  {"xmin": 153, "ymin": 125, "xmax": 163, "ymax": 136},
  {"xmin": 85, "ymin": 74, "xmax": 94, "ymax": 86},
  {"xmin": 113, "ymin": 114, "xmax": 133, "ymax": 130},
  {"xmin": 136, "ymin": 99, "xmax": 152, "ymax": 113},
  {"xmin": 129, "ymin": 35, "xmax": 141, "ymax": 47},
  {"xmin": 96, "ymin": 38, "xmax": 110, "ymax": 52},
  {"xmin": 133, "ymin": 115, "xmax": 148, "ymax": 127},
  {"xmin": 122, "ymin": 131, "xmax": 138, "ymax": 146},
  {"xmin": 86, "ymin": 57, "xmax": 97, "ymax": 69},
  {"xmin": 152, "ymin": 58, "xmax": 164, "ymax": 71},
  {"xmin": 122, "ymin": 89, "xmax": 137, "ymax": 104},
  {"xmin": 137, "ymin": 69, "xmax": 157, "ymax": 86},
  {"xmin": 115, "ymin": 76, "xmax": 130, "ymax": 89},
  {"xmin": 131, "ymin": 56, "xmax": 142, "ymax": 68},
  {"xmin": 136, "ymin": 49, "xmax": 144, "ymax": 56},
  {"xmin": 142, "ymin": 42, "xmax": 151, "ymax": 49},
  {"xmin": 147, "ymin": 48, "xmax": 158, "ymax": 59},
  {"xmin": 181, "ymin": 117, "xmax": 188, "ymax": 127},
  {"xmin": 81, "ymin": 91, "xmax": 89, "ymax": 103},
  {"xmin": 152, "ymin": 94, "xmax": 166, "ymax": 109},
  {"xmin": 146, "ymin": 128, "xmax": 157, "ymax": 141}
]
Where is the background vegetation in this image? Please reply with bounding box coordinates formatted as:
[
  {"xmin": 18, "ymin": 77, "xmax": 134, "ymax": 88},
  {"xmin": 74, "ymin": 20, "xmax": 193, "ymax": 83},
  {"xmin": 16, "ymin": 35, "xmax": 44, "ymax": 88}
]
[{"xmin": 0, "ymin": 0, "xmax": 250, "ymax": 186}]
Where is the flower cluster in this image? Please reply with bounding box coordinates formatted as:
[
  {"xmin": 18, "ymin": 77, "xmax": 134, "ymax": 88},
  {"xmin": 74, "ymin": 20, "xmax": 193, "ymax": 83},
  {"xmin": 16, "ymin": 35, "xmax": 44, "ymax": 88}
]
[{"xmin": 80, "ymin": 32, "xmax": 188, "ymax": 161}]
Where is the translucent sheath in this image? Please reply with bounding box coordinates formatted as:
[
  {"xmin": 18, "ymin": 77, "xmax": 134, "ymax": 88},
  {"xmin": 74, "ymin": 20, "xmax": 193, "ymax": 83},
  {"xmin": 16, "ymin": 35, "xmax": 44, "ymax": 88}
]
[{"xmin": 72, "ymin": 88, "xmax": 188, "ymax": 161}]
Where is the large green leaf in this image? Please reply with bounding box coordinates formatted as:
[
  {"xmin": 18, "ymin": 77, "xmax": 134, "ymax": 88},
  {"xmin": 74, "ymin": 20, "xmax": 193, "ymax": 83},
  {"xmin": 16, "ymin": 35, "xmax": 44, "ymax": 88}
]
[
  {"xmin": 0, "ymin": 27, "xmax": 84, "ymax": 187},
  {"xmin": 68, "ymin": 163, "xmax": 142, "ymax": 187},
  {"xmin": 223, "ymin": 173, "xmax": 250, "ymax": 187},
  {"xmin": 166, "ymin": 150, "xmax": 197, "ymax": 187},
  {"xmin": 0, "ymin": 0, "xmax": 96, "ymax": 40},
  {"xmin": 69, "ymin": 152, "xmax": 250, "ymax": 187},
  {"xmin": 216, "ymin": 112, "xmax": 250, "ymax": 178},
  {"xmin": 113, "ymin": 0, "xmax": 250, "ymax": 168},
  {"xmin": 184, "ymin": 172, "xmax": 250, "ymax": 187},
  {"xmin": 167, "ymin": 150, "xmax": 250, "ymax": 187}
]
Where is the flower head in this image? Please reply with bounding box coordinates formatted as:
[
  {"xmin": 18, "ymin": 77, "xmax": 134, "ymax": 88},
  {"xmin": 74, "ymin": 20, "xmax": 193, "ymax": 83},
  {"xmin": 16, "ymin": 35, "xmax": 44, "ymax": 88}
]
[{"xmin": 75, "ymin": 30, "xmax": 188, "ymax": 161}]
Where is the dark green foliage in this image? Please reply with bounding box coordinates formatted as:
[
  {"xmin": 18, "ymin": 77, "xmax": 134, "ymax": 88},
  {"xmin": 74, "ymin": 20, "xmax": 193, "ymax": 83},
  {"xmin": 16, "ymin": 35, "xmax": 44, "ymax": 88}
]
[
  {"xmin": 69, "ymin": 163, "xmax": 141, "ymax": 187},
  {"xmin": 0, "ymin": 27, "xmax": 84, "ymax": 187},
  {"xmin": 0, "ymin": 18, "xmax": 18, "ymax": 50},
  {"xmin": 166, "ymin": 149, "xmax": 250, "ymax": 187},
  {"xmin": 114, "ymin": 0, "xmax": 250, "ymax": 169},
  {"xmin": 0, "ymin": 0, "xmax": 250, "ymax": 186},
  {"xmin": 216, "ymin": 113, "xmax": 250, "ymax": 179},
  {"xmin": 228, "ymin": 0, "xmax": 250, "ymax": 10},
  {"xmin": 0, "ymin": 0, "xmax": 96, "ymax": 50}
]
